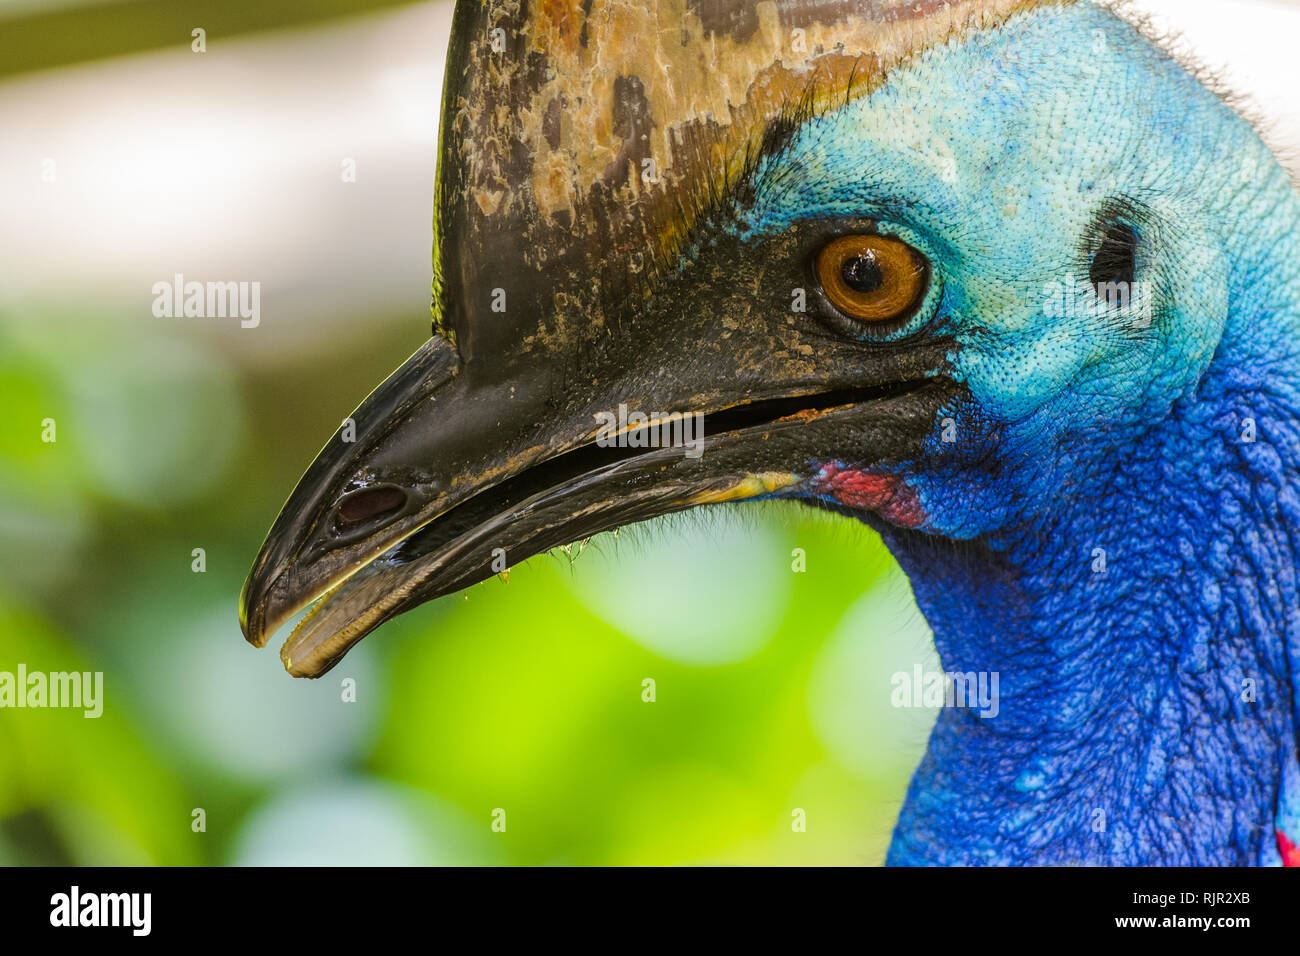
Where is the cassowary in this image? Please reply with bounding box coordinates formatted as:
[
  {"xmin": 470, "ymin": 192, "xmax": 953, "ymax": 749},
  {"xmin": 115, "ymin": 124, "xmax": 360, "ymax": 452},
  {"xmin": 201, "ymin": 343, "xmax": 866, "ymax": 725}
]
[{"xmin": 239, "ymin": 0, "xmax": 1300, "ymax": 866}]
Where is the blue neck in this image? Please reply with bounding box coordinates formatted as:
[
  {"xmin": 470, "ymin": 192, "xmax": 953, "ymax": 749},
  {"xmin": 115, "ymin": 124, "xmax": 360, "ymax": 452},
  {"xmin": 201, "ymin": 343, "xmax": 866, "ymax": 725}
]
[
  {"xmin": 885, "ymin": 203, "xmax": 1300, "ymax": 866},
  {"xmin": 725, "ymin": 0, "xmax": 1300, "ymax": 863}
]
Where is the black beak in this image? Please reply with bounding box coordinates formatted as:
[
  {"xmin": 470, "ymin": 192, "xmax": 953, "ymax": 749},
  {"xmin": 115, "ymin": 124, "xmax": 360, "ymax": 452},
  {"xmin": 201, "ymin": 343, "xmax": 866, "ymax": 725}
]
[
  {"xmin": 238, "ymin": 0, "xmax": 967, "ymax": 677},
  {"xmin": 239, "ymin": 326, "xmax": 953, "ymax": 677}
]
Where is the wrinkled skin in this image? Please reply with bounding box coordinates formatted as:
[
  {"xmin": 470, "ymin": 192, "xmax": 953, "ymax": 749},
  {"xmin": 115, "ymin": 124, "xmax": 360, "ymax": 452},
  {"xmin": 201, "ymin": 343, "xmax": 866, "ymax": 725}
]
[
  {"xmin": 739, "ymin": 3, "xmax": 1300, "ymax": 864},
  {"xmin": 243, "ymin": 1, "xmax": 1300, "ymax": 864}
]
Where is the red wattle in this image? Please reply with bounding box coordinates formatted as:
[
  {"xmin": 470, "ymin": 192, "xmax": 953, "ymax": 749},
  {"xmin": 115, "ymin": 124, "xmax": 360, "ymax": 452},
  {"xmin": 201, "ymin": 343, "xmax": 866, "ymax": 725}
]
[
  {"xmin": 811, "ymin": 464, "xmax": 926, "ymax": 529},
  {"xmin": 1278, "ymin": 829, "xmax": 1300, "ymax": 867}
]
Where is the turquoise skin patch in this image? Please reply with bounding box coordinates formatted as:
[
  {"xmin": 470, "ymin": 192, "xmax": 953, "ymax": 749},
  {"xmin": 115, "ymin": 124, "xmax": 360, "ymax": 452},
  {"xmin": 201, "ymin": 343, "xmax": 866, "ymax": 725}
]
[{"xmin": 731, "ymin": 1, "xmax": 1300, "ymax": 864}]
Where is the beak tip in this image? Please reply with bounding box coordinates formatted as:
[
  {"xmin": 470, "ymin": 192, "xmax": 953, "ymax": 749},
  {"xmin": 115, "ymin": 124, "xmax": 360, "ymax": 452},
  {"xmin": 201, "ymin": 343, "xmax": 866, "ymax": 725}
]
[
  {"xmin": 239, "ymin": 613, "xmax": 267, "ymax": 649},
  {"xmin": 238, "ymin": 572, "xmax": 271, "ymax": 649},
  {"xmin": 281, "ymin": 644, "xmax": 326, "ymax": 680}
]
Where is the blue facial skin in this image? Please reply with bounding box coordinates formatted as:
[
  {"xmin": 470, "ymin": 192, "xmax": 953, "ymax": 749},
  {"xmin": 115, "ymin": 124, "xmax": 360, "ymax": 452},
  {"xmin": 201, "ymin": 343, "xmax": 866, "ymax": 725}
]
[{"xmin": 738, "ymin": 2, "xmax": 1300, "ymax": 864}]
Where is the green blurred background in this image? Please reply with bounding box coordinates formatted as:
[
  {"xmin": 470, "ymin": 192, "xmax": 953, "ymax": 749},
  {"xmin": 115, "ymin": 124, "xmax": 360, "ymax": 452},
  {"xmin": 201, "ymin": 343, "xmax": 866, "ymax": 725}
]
[{"xmin": 2, "ymin": 0, "xmax": 1294, "ymax": 865}]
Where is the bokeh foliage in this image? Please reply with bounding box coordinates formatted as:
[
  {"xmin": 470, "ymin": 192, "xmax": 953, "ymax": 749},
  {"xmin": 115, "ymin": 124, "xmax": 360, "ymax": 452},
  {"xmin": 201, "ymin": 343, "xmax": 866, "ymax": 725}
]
[
  {"xmin": 0, "ymin": 0, "xmax": 938, "ymax": 865},
  {"xmin": 0, "ymin": 306, "xmax": 940, "ymax": 864}
]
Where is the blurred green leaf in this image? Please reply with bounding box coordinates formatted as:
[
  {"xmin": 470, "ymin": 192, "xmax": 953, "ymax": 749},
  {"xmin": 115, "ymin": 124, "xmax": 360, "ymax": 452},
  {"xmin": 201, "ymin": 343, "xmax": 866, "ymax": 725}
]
[{"xmin": 0, "ymin": 600, "xmax": 200, "ymax": 864}]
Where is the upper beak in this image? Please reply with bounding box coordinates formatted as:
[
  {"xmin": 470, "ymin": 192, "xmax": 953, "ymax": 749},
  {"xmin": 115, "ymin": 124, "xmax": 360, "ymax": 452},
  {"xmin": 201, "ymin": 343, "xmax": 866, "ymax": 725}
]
[{"xmin": 240, "ymin": 328, "xmax": 953, "ymax": 677}]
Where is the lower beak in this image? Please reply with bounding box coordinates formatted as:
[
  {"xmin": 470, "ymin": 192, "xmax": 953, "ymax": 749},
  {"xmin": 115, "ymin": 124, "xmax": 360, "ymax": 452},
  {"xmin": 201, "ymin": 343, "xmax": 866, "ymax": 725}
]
[{"xmin": 240, "ymin": 333, "xmax": 953, "ymax": 677}]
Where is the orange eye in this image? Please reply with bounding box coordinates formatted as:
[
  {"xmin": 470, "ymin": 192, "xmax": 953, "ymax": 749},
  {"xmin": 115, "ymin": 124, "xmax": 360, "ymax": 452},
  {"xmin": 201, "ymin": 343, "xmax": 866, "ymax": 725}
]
[{"xmin": 814, "ymin": 234, "xmax": 930, "ymax": 324}]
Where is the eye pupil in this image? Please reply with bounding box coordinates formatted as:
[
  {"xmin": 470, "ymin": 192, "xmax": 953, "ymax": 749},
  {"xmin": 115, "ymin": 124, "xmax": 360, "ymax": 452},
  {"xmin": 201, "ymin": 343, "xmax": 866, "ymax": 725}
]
[
  {"xmin": 814, "ymin": 234, "xmax": 929, "ymax": 327},
  {"xmin": 841, "ymin": 254, "xmax": 884, "ymax": 294}
]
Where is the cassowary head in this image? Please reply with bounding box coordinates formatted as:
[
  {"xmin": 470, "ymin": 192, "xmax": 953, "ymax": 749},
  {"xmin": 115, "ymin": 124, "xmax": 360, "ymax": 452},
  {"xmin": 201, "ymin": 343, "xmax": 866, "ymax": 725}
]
[{"xmin": 240, "ymin": 0, "xmax": 1300, "ymax": 865}]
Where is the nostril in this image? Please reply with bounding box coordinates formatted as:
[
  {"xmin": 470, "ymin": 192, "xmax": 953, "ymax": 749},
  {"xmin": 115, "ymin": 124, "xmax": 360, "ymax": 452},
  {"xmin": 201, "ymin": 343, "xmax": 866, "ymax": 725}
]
[{"xmin": 336, "ymin": 486, "xmax": 407, "ymax": 526}]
